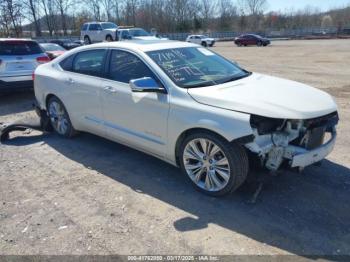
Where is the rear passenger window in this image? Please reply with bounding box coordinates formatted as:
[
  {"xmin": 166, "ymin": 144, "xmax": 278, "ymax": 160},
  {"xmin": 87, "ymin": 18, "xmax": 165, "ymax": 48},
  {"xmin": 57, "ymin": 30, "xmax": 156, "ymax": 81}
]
[
  {"xmin": 72, "ymin": 49, "xmax": 106, "ymax": 77},
  {"xmin": 108, "ymin": 50, "xmax": 156, "ymax": 83},
  {"xmin": 89, "ymin": 24, "xmax": 101, "ymax": 31}
]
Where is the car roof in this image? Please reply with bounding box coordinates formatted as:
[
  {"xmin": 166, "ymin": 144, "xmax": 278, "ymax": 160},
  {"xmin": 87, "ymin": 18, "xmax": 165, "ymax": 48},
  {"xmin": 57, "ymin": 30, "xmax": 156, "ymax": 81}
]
[{"xmin": 76, "ymin": 40, "xmax": 198, "ymax": 52}]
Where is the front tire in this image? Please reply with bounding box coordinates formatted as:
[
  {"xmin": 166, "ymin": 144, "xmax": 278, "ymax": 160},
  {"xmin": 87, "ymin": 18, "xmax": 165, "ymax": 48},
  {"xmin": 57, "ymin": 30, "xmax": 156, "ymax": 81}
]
[
  {"xmin": 106, "ymin": 35, "xmax": 113, "ymax": 42},
  {"xmin": 47, "ymin": 96, "xmax": 76, "ymax": 138},
  {"xmin": 201, "ymin": 41, "xmax": 208, "ymax": 47},
  {"xmin": 179, "ymin": 132, "xmax": 249, "ymax": 196}
]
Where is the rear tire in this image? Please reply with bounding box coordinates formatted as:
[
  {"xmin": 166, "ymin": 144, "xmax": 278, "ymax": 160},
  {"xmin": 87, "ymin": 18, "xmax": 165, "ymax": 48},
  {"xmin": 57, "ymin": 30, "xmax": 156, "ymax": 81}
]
[
  {"xmin": 47, "ymin": 96, "xmax": 77, "ymax": 138},
  {"xmin": 179, "ymin": 132, "xmax": 249, "ymax": 196},
  {"xmin": 84, "ymin": 36, "xmax": 91, "ymax": 45}
]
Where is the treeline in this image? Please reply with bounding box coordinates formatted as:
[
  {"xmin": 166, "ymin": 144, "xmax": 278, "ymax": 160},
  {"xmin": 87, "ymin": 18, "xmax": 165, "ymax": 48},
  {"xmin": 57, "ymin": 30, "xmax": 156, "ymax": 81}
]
[{"xmin": 1, "ymin": 0, "xmax": 350, "ymax": 37}]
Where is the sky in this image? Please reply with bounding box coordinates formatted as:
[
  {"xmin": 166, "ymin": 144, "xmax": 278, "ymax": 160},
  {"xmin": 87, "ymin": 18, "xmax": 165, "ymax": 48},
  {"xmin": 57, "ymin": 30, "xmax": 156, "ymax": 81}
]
[{"xmin": 266, "ymin": 0, "xmax": 350, "ymax": 12}]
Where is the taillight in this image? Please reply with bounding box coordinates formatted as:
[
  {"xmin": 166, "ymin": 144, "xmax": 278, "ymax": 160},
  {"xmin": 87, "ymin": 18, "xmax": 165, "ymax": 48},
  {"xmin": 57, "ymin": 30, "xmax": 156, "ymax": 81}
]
[
  {"xmin": 36, "ymin": 56, "xmax": 50, "ymax": 64},
  {"xmin": 32, "ymin": 72, "xmax": 35, "ymax": 81}
]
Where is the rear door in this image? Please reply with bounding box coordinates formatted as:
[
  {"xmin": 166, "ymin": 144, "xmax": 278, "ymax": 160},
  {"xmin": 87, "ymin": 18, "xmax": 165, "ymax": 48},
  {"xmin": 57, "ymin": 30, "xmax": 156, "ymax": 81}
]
[
  {"xmin": 88, "ymin": 23, "xmax": 99, "ymax": 42},
  {"xmin": 194, "ymin": 36, "xmax": 202, "ymax": 44},
  {"xmin": 57, "ymin": 49, "xmax": 108, "ymax": 134},
  {"xmin": 0, "ymin": 40, "xmax": 46, "ymax": 79}
]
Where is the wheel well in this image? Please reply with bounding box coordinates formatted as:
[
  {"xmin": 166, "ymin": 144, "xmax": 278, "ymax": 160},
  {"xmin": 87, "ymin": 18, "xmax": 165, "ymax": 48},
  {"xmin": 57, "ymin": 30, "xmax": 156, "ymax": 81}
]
[
  {"xmin": 45, "ymin": 94, "xmax": 56, "ymax": 109},
  {"xmin": 174, "ymin": 128, "xmax": 228, "ymax": 166},
  {"xmin": 106, "ymin": 34, "xmax": 112, "ymax": 39}
]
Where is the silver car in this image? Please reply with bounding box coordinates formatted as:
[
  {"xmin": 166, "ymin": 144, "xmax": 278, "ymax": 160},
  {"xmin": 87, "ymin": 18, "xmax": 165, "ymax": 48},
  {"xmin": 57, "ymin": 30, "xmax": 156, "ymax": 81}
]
[
  {"xmin": 0, "ymin": 39, "xmax": 49, "ymax": 92},
  {"xmin": 34, "ymin": 41, "xmax": 338, "ymax": 196}
]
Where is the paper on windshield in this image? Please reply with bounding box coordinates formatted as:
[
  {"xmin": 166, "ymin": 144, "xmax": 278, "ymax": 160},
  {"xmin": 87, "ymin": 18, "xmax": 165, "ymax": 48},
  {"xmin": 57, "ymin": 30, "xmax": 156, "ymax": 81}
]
[{"xmin": 197, "ymin": 48, "xmax": 215, "ymax": 56}]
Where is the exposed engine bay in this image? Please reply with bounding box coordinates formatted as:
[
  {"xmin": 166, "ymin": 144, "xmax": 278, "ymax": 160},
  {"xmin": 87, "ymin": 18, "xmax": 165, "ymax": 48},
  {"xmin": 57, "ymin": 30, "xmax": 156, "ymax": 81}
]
[{"xmin": 245, "ymin": 112, "xmax": 339, "ymax": 171}]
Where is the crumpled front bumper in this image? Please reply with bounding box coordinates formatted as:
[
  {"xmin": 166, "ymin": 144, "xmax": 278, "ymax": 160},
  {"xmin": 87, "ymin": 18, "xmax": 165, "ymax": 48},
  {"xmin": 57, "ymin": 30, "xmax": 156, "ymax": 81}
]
[{"xmin": 285, "ymin": 128, "xmax": 337, "ymax": 168}]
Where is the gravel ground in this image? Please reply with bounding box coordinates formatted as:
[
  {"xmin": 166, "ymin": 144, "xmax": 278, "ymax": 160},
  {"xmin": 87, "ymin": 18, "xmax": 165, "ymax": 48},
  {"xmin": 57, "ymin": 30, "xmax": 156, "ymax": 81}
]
[{"xmin": 0, "ymin": 39, "xmax": 349, "ymax": 257}]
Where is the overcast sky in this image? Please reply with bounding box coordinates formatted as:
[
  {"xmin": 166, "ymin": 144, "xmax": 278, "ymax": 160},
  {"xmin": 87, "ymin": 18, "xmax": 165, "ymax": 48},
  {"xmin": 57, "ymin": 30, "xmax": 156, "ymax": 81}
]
[{"xmin": 266, "ymin": 0, "xmax": 350, "ymax": 12}]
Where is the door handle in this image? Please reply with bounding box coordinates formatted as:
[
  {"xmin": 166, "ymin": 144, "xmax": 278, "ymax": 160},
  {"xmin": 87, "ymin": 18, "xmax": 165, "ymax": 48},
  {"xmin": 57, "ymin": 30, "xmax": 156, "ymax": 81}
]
[{"xmin": 104, "ymin": 86, "xmax": 117, "ymax": 93}]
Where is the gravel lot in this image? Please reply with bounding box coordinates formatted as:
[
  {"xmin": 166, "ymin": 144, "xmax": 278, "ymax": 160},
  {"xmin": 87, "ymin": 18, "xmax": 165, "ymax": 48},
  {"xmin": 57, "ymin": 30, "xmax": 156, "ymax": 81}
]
[{"xmin": 0, "ymin": 39, "xmax": 350, "ymax": 257}]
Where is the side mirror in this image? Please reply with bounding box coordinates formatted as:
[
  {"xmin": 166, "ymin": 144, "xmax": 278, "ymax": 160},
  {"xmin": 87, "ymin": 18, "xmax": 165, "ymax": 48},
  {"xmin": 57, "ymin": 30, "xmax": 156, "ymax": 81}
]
[{"xmin": 130, "ymin": 77, "xmax": 166, "ymax": 93}]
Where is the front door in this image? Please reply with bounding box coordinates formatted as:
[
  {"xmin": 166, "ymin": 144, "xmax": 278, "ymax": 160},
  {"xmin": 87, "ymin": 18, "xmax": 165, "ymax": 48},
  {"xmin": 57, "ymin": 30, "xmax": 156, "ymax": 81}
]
[{"xmin": 100, "ymin": 49, "xmax": 169, "ymax": 156}]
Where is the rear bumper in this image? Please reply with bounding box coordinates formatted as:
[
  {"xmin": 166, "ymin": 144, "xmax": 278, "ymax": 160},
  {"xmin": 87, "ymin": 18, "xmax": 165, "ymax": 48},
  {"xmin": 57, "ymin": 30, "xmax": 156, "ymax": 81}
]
[
  {"xmin": 0, "ymin": 76, "xmax": 33, "ymax": 92},
  {"xmin": 287, "ymin": 128, "xmax": 337, "ymax": 168}
]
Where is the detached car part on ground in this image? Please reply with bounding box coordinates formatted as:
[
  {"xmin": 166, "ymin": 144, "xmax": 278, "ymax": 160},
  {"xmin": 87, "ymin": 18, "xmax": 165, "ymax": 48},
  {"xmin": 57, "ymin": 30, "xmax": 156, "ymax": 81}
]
[{"xmin": 32, "ymin": 40, "xmax": 338, "ymax": 196}]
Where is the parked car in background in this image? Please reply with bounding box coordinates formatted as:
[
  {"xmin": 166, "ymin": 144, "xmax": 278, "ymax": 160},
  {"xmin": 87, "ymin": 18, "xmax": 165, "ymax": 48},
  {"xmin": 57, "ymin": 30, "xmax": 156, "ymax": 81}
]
[
  {"xmin": 0, "ymin": 39, "xmax": 49, "ymax": 92},
  {"xmin": 73, "ymin": 40, "xmax": 85, "ymax": 46},
  {"xmin": 117, "ymin": 28, "xmax": 168, "ymax": 41},
  {"xmin": 81, "ymin": 22, "xmax": 119, "ymax": 44},
  {"xmin": 234, "ymin": 34, "xmax": 270, "ymax": 47},
  {"xmin": 186, "ymin": 35, "xmax": 215, "ymax": 47},
  {"xmin": 40, "ymin": 43, "xmax": 66, "ymax": 60},
  {"xmin": 50, "ymin": 39, "xmax": 81, "ymax": 50},
  {"xmin": 34, "ymin": 41, "xmax": 338, "ymax": 196}
]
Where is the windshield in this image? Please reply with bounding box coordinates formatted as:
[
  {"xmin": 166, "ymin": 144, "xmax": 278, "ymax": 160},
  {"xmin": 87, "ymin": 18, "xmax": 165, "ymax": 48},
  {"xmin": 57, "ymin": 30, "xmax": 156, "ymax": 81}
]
[
  {"xmin": 129, "ymin": 29, "xmax": 150, "ymax": 37},
  {"xmin": 147, "ymin": 47, "xmax": 250, "ymax": 88},
  {"xmin": 101, "ymin": 22, "xmax": 117, "ymax": 29},
  {"xmin": 41, "ymin": 44, "xmax": 65, "ymax": 51}
]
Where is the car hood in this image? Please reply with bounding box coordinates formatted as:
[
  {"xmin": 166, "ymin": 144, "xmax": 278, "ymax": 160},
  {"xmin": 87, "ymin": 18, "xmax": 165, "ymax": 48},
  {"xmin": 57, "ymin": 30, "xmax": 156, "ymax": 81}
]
[{"xmin": 187, "ymin": 73, "xmax": 337, "ymax": 119}]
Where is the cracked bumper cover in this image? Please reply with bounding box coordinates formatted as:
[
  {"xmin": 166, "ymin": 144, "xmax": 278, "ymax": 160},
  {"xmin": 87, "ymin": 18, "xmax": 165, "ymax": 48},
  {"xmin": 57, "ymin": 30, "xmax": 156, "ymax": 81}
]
[{"xmin": 287, "ymin": 128, "xmax": 337, "ymax": 168}]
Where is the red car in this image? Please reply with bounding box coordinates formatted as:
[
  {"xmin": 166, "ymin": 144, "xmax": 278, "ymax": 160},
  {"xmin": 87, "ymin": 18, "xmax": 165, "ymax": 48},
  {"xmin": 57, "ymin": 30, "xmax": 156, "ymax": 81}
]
[
  {"xmin": 234, "ymin": 34, "xmax": 271, "ymax": 47},
  {"xmin": 40, "ymin": 43, "xmax": 66, "ymax": 60}
]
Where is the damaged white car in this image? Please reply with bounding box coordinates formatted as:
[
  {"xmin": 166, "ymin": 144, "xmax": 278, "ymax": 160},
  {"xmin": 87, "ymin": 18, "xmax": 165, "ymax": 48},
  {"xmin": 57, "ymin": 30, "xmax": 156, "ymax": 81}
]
[{"xmin": 34, "ymin": 41, "xmax": 338, "ymax": 196}]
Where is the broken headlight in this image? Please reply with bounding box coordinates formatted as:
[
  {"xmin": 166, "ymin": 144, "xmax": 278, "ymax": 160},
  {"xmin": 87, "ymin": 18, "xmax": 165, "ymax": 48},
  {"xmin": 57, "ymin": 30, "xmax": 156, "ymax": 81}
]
[{"xmin": 250, "ymin": 115, "xmax": 285, "ymax": 135}]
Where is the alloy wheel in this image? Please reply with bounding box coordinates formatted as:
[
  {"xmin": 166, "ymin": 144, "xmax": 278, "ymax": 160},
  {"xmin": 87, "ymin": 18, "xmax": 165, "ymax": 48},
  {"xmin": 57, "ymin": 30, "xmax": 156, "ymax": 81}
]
[
  {"xmin": 48, "ymin": 101, "xmax": 69, "ymax": 135},
  {"xmin": 183, "ymin": 138, "xmax": 231, "ymax": 192}
]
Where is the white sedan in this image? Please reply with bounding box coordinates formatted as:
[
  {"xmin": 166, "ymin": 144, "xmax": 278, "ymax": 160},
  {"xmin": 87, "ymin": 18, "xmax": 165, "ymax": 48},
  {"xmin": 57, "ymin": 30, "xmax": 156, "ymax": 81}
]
[
  {"xmin": 34, "ymin": 40, "xmax": 338, "ymax": 196},
  {"xmin": 186, "ymin": 35, "xmax": 215, "ymax": 47}
]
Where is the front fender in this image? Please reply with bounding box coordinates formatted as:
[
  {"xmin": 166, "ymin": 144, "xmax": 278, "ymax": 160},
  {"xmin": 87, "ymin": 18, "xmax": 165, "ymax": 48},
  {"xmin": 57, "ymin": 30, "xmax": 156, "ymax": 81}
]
[{"xmin": 166, "ymin": 102, "xmax": 253, "ymax": 164}]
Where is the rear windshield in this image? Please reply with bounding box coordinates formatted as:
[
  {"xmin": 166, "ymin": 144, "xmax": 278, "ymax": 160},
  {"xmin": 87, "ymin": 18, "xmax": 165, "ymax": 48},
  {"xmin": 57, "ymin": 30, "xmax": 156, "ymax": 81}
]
[{"xmin": 0, "ymin": 41, "xmax": 43, "ymax": 55}]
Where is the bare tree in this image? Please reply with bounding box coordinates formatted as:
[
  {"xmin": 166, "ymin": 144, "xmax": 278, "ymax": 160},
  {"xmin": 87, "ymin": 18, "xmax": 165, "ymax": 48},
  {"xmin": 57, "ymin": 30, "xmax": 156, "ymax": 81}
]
[
  {"xmin": 40, "ymin": 0, "xmax": 56, "ymax": 36},
  {"xmin": 200, "ymin": 0, "xmax": 214, "ymax": 29},
  {"xmin": 2, "ymin": 0, "xmax": 22, "ymax": 36},
  {"xmin": 25, "ymin": 0, "xmax": 42, "ymax": 36},
  {"xmin": 243, "ymin": 0, "xmax": 267, "ymax": 15}
]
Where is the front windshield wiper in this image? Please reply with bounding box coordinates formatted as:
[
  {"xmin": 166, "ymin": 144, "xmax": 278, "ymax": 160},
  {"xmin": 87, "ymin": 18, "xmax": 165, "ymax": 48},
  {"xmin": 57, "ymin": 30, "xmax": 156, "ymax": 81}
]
[
  {"xmin": 220, "ymin": 72, "xmax": 252, "ymax": 84},
  {"xmin": 183, "ymin": 81, "xmax": 216, "ymax": 89}
]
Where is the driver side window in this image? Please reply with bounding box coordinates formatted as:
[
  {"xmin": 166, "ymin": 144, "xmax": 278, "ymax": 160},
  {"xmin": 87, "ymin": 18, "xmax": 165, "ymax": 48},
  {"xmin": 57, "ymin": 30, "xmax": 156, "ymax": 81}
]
[{"xmin": 108, "ymin": 50, "xmax": 156, "ymax": 84}]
